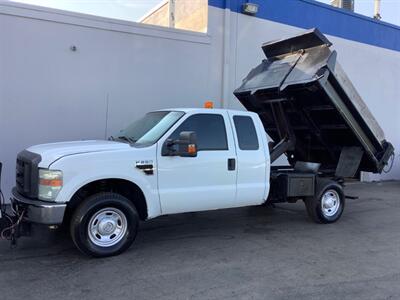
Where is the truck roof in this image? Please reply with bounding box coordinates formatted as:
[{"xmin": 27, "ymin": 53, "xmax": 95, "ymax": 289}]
[{"xmin": 155, "ymin": 108, "xmax": 255, "ymax": 115}]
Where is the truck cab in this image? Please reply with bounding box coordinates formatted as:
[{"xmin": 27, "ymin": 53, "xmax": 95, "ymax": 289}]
[{"xmin": 11, "ymin": 108, "xmax": 271, "ymax": 256}]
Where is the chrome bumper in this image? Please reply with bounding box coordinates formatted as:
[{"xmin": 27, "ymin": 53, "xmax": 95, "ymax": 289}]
[{"xmin": 11, "ymin": 187, "xmax": 66, "ymax": 225}]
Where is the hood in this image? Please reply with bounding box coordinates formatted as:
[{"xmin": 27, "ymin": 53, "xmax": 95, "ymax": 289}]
[{"xmin": 28, "ymin": 140, "xmax": 130, "ymax": 167}]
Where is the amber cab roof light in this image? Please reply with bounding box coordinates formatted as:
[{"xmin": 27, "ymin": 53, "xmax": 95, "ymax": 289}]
[{"xmin": 204, "ymin": 101, "xmax": 214, "ymax": 109}]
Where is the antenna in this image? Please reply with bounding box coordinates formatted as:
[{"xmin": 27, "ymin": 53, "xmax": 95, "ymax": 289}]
[
  {"xmin": 0, "ymin": 162, "xmax": 3, "ymax": 217},
  {"xmin": 0, "ymin": 162, "xmax": 2, "ymax": 190}
]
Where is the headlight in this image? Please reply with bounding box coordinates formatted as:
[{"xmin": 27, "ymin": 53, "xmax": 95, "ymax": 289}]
[{"xmin": 38, "ymin": 169, "xmax": 63, "ymax": 201}]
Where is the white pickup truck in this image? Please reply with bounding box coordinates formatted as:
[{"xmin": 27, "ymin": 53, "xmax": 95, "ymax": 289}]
[
  {"xmin": 10, "ymin": 106, "xmax": 352, "ymax": 257},
  {"xmin": 2, "ymin": 29, "xmax": 393, "ymax": 257},
  {"xmin": 11, "ymin": 108, "xmax": 283, "ymax": 257}
]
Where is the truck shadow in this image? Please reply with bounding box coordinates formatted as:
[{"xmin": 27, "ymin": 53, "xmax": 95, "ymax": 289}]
[{"xmin": 0, "ymin": 202, "xmax": 309, "ymax": 261}]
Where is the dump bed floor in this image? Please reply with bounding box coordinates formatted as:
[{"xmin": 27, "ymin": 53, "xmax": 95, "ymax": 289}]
[{"xmin": 234, "ymin": 29, "xmax": 393, "ymax": 175}]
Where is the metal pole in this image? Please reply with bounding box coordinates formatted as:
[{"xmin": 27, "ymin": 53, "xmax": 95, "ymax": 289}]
[
  {"xmin": 374, "ymin": 0, "xmax": 382, "ymax": 20},
  {"xmin": 168, "ymin": 0, "xmax": 176, "ymax": 28},
  {"xmin": 221, "ymin": 0, "xmax": 231, "ymax": 108}
]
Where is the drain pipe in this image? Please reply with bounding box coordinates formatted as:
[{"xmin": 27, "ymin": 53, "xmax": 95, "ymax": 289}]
[{"xmin": 221, "ymin": 0, "xmax": 231, "ymax": 108}]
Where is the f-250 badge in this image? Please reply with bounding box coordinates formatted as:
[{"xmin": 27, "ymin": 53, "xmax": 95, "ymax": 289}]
[{"xmin": 135, "ymin": 160, "xmax": 154, "ymax": 175}]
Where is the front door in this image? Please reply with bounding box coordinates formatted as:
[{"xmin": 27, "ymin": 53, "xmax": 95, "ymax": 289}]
[{"xmin": 157, "ymin": 112, "xmax": 237, "ymax": 214}]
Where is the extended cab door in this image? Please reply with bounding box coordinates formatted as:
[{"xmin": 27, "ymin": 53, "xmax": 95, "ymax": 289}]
[
  {"xmin": 228, "ymin": 112, "xmax": 269, "ymax": 206},
  {"xmin": 157, "ymin": 111, "xmax": 237, "ymax": 214}
]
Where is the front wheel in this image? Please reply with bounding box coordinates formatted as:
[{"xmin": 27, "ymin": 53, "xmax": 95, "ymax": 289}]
[
  {"xmin": 305, "ymin": 180, "xmax": 345, "ymax": 224},
  {"xmin": 70, "ymin": 192, "xmax": 139, "ymax": 257}
]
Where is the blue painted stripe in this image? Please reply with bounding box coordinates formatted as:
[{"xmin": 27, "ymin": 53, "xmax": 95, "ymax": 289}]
[{"xmin": 209, "ymin": 0, "xmax": 400, "ymax": 52}]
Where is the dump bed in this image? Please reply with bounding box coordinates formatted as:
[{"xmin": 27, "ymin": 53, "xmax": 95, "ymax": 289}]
[{"xmin": 234, "ymin": 29, "xmax": 393, "ymax": 177}]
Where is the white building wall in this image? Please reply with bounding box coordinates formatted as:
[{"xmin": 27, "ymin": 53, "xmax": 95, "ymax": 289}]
[
  {"xmin": 0, "ymin": 2, "xmax": 399, "ymax": 201},
  {"xmin": 0, "ymin": 2, "xmax": 226, "ymax": 200}
]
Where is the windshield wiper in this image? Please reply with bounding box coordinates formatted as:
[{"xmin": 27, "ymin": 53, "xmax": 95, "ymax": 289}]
[
  {"xmin": 108, "ymin": 135, "xmax": 136, "ymax": 144},
  {"xmin": 116, "ymin": 135, "xmax": 136, "ymax": 144}
]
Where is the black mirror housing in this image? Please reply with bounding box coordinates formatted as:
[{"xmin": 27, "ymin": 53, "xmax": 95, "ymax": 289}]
[
  {"xmin": 178, "ymin": 131, "xmax": 197, "ymax": 157},
  {"xmin": 162, "ymin": 131, "xmax": 198, "ymax": 157}
]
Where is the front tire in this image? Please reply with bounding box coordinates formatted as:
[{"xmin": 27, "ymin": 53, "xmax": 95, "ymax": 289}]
[
  {"xmin": 70, "ymin": 192, "xmax": 139, "ymax": 257},
  {"xmin": 305, "ymin": 180, "xmax": 345, "ymax": 224}
]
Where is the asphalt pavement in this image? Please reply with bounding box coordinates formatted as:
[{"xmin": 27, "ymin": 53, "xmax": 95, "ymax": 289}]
[{"xmin": 0, "ymin": 181, "xmax": 399, "ymax": 300}]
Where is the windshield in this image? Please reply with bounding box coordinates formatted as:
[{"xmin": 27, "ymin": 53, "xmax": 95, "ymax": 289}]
[{"xmin": 114, "ymin": 111, "xmax": 185, "ymax": 147}]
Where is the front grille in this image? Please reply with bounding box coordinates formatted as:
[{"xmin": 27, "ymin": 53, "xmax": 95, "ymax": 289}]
[
  {"xmin": 15, "ymin": 150, "xmax": 41, "ymax": 198},
  {"xmin": 16, "ymin": 158, "xmax": 27, "ymax": 192}
]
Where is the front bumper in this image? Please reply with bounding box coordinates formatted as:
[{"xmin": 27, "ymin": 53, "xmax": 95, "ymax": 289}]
[{"xmin": 11, "ymin": 187, "xmax": 66, "ymax": 225}]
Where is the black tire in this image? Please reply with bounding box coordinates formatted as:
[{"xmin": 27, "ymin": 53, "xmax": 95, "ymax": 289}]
[
  {"xmin": 70, "ymin": 192, "xmax": 139, "ymax": 257},
  {"xmin": 305, "ymin": 179, "xmax": 345, "ymax": 224}
]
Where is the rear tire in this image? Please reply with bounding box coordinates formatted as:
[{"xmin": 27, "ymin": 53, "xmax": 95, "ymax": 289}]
[
  {"xmin": 70, "ymin": 192, "xmax": 139, "ymax": 257},
  {"xmin": 305, "ymin": 179, "xmax": 345, "ymax": 224}
]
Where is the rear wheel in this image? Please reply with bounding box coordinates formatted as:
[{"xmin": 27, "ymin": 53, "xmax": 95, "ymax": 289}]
[
  {"xmin": 305, "ymin": 180, "xmax": 345, "ymax": 224},
  {"xmin": 70, "ymin": 192, "xmax": 139, "ymax": 257}
]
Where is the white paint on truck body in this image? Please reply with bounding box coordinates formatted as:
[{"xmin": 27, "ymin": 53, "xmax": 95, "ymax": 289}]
[
  {"xmin": 28, "ymin": 108, "xmax": 270, "ymax": 219},
  {"xmin": 31, "ymin": 140, "xmax": 131, "ymax": 168}
]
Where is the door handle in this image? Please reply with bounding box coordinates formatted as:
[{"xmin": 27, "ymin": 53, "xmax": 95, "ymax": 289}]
[{"xmin": 228, "ymin": 158, "xmax": 236, "ymax": 171}]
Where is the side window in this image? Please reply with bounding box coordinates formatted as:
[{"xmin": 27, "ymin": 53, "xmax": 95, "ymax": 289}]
[
  {"xmin": 233, "ymin": 116, "xmax": 259, "ymax": 150},
  {"xmin": 169, "ymin": 114, "xmax": 228, "ymax": 151}
]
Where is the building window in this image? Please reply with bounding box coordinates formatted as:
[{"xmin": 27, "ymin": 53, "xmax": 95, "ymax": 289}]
[{"xmin": 10, "ymin": 0, "xmax": 208, "ymax": 33}]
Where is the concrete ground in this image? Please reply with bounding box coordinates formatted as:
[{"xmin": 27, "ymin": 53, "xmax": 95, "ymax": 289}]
[{"xmin": 0, "ymin": 181, "xmax": 399, "ymax": 300}]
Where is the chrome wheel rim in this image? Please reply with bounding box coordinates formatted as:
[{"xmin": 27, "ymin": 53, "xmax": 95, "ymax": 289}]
[
  {"xmin": 321, "ymin": 189, "xmax": 340, "ymax": 217},
  {"xmin": 88, "ymin": 207, "xmax": 127, "ymax": 247}
]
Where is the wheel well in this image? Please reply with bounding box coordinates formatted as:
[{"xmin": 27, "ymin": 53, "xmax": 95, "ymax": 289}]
[{"xmin": 65, "ymin": 179, "xmax": 148, "ymax": 222}]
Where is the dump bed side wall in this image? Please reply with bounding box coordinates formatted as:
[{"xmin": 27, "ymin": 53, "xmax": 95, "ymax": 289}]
[
  {"xmin": 234, "ymin": 29, "xmax": 394, "ymax": 176},
  {"xmin": 329, "ymin": 62, "xmax": 385, "ymax": 143}
]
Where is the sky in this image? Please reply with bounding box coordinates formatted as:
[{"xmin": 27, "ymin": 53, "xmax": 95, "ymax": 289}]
[
  {"xmin": 317, "ymin": 0, "xmax": 400, "ymax": 26},
  {"xmin": 7, "ymin": 0, "xmax": 400, "ymax": 26},
  {"xmin": 9, "ymin": 0, "xmax": 165, "ymax": 21}
]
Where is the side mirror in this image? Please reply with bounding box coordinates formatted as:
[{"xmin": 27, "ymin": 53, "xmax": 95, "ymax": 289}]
[
  {"xmin": 163, "ymin": 131, "xmax": 198, "ymax": 157},
  {"xmin": 177, "ymin": 131, "xmax": 198, "ymax": 157}
]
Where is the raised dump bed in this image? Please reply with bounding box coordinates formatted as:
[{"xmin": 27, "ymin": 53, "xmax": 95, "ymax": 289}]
[{"xmin": 234, "ymin": 28, "xmax": 394, "ymax": 178}]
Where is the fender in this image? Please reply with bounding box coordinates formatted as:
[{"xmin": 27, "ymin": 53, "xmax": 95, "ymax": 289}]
[{"xmin": 48, "ymin": 147, "xmax": 162, "ymax": 219}]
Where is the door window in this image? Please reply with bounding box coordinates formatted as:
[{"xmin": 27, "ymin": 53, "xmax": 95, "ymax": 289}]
[
  {"xmin": 233, "ymin": 116, "xmax": 259, "ymax": 150},
  {"xmin": 169, "ymin": 114, "xmax": 228, "ymax": 151}
]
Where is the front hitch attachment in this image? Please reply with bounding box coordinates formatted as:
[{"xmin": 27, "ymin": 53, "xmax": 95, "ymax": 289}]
[
  {"xmin": 0, "ymin": 208, "xmax": 29, "ymax": 246},
  {"xmin": 0, "ymin": 162, "xmax": 30, "ymax": 247}
]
